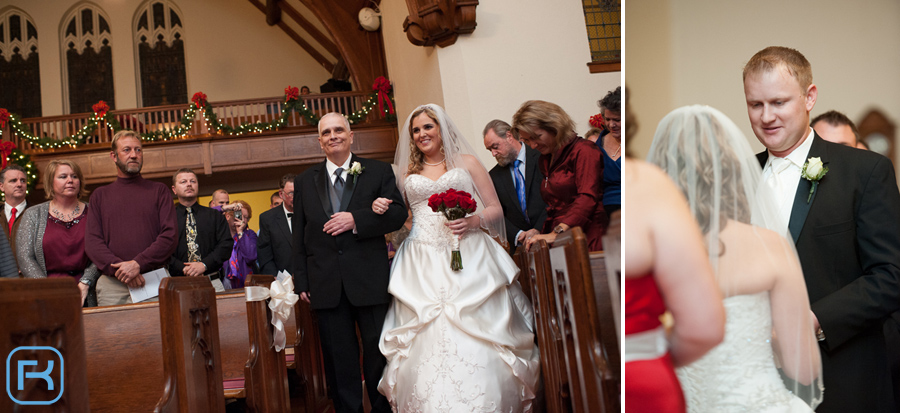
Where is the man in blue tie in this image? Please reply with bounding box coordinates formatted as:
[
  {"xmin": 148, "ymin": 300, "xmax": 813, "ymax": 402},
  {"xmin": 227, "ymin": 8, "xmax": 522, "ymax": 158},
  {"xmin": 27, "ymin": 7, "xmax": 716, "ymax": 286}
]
[{"xmin": 483, "ymin": 119, "xmax": 547, "ymax": 255}]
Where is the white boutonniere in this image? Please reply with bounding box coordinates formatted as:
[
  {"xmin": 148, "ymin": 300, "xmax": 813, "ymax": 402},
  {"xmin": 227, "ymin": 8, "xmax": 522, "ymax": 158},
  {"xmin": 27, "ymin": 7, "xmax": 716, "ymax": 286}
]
[
  {"xmin": 801, "ymin": 157, "xmax": 828, "ymax": 203},
  {"xmin": 347, "ymin": 161, "xmax": 364, "ymax": 183}
]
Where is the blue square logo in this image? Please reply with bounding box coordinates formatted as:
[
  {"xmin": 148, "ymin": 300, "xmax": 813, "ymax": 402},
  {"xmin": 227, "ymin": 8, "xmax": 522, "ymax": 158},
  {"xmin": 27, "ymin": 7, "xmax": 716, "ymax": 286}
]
[{"xmin": 6, "ymin": 346, "xmax": 64, "ymax": 405}]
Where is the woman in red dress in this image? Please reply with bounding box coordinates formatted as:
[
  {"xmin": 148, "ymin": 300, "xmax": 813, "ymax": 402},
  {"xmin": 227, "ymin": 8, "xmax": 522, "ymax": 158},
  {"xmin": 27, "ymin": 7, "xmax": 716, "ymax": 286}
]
[
  {"xmin": 512, "ymin": 100, "xmax": 607, "ymax": 251},
  {"xmin": 621, "ymin": 93, "xmax": 725, "ymax": 412}
]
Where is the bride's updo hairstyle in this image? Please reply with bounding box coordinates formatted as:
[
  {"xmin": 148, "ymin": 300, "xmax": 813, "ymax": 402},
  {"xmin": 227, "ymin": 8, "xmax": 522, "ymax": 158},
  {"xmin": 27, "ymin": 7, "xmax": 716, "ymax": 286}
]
[
  {"xmin": 648, "ymin": 106, "xmax": 751, "ymax": 236},
  {"xmin": 511, "ymin": 100, "xmax": 577, "ymax": 153}
]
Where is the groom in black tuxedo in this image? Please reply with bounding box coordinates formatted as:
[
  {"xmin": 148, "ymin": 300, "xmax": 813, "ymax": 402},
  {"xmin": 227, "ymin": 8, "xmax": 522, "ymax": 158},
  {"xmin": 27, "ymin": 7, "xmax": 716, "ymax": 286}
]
[
  {"xmin": 483, "ymin": 119, "xmax": 547, "ymax": 255},
  {"xmin": 746, "ymin": 46, "xmax": 900, "ymax": 413},
  {"xmin": 292, "ymin": 113, "xmax": 406, "ymax": 413}
]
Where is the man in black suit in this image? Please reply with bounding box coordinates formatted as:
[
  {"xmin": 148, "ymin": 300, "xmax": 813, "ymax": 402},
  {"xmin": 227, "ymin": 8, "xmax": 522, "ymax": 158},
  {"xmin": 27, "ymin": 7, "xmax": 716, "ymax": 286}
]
[
  {"xmin": 483, "ymin": 119, "xmax": 547, "ymax": 255},
  {"xmin": 168, "ymin": 168, "xmax": 233, "ymax": 291},
  {"xmin": 746, "ymin": 46, "xmax": 900, "ymax": 413},
  {"xmin": 257, "ymin": 173, "xmax": 296, "ymax": 276},
  {"xmin": 292, "ymin": 112, "xmax": 406, "ymax": 413}
]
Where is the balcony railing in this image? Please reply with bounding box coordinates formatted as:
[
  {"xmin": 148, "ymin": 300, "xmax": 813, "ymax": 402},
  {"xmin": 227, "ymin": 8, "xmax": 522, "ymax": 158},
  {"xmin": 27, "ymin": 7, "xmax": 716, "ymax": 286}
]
[{"xmin": 4, "ymin": 91, "xmax": 385, "ymax": 153}]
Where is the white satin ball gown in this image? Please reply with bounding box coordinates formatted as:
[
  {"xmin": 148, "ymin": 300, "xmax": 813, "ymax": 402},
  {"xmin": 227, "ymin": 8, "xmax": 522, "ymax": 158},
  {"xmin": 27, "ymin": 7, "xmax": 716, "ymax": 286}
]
[{"xmin": 378, "ymin": 167, "xmax": 541, "ymax": 412}]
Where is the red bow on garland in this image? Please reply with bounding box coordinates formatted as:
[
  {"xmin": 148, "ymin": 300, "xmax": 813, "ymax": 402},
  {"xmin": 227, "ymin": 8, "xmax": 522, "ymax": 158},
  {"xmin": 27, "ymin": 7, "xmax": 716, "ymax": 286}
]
[
  {"xmin": 284, "ymin": 86, "xmax": 300, "ymax": 103},
  {"xmin": 192, "ymin": 92, "xmax": 208, "ymax": 109},
  {"xmin": 0, "ymin": 109, "xmax": 8, "ymax": 129},
  {"xmin": 372, "ymin": 76, "xmax": 395, "ymax": 115},
  {"xmin": 589, "ymin": 113, "xmax": 604, "ymax": 129},
  {"xmin": 0, "ymin": 141, "xmax": 16, "ymax": 170},
  {"xmin": 92, "ymin": 101, "xmax": 110, "ymax": 120}
]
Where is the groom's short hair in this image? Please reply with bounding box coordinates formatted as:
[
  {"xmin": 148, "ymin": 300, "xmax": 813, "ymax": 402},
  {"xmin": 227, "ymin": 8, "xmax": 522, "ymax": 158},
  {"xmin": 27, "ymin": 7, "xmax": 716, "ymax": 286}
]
[{"xmin": 742, "ymin": 46, "xmax": 813, "ymax": 92}]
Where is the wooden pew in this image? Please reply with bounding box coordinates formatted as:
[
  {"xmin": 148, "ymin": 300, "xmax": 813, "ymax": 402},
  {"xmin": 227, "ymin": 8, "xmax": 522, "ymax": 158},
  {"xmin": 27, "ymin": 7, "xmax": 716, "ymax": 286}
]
[
  {"xmin": 290, "ymin": 298, "xmax": 332, "ymax": 413},
  {"xmin": 155, "ymin": 276, "xmax": 226, "ymax": 412},
  {"xmin": 82, "ymin": 279, "xmax": 289, "ymax": 411},
  {"xmin": 517, "ymin": 240, "xmax": 571, "ymax": 413},
  {"xmin": 244, "ymin": 274, "xmax": 291, "ymax": 412},
  {"xmin": 548, "ymin": 228, "xmax": 618, "ymax": 412},
  {"xmin": 0, "ymin": 278, "xmax": 89, "ymax": 411}
]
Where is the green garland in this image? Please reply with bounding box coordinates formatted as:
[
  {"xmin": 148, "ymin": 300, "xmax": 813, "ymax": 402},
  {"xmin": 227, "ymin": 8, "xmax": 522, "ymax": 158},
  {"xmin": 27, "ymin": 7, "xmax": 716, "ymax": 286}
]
[{"xmin": 0, "ymin": 86, "xmax": 397, "ymax": 149}]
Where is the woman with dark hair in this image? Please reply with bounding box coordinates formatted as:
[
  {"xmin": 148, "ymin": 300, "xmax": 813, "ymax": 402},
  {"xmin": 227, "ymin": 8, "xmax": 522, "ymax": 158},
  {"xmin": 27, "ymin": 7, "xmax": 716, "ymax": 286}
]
[
  {"xmin": 597, "ymin": 87, "xmax": 622, "ymax": 215},
  {"xmin": 514, "ymin": 100, "xmax": 607, "ymax": 251},
  {"xmin": 18, "ymin": 159, "xmax": 100, "ymax": 306}
]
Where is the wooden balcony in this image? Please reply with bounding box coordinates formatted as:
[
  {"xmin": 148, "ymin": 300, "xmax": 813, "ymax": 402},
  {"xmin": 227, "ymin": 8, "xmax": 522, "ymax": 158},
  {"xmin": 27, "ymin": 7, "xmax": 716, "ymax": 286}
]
[{"xmin": 2, "ymin": 92, "xmax": 399, "ymax": 197}]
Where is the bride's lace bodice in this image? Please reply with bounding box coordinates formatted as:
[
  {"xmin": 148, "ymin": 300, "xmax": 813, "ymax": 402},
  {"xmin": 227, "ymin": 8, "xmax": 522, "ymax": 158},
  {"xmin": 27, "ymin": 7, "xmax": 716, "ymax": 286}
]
[
  {"xmin": 404, "ymin": 168, "xmax": 475, "ymax": 249},
  {"xmin": 677, "ymin": 292, "xmax": 807, "ymax": 412}
]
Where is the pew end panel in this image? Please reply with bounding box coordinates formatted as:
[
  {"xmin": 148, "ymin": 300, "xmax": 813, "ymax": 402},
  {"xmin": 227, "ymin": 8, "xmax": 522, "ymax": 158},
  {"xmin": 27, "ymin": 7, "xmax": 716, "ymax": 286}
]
[
  {"xmin": 0, "ymin": 278, "xmax": 90, "ymax": 412},
  {"xmin": 155, "ymin": 276, "xmax": 226, "ymax": 412}
]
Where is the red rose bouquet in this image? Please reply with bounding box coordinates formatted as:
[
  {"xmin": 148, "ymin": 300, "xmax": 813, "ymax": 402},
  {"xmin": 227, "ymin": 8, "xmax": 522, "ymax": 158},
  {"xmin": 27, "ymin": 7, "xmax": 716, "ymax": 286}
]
[{"xmin": 428, "ymin": 188, "xmax": 477, "ymax": 270}]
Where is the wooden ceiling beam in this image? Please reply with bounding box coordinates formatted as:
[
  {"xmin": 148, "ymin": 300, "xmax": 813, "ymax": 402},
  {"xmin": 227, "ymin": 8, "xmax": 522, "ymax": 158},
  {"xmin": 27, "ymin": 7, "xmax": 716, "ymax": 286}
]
[
  {"xmin": 265, "ymin": 0, "xmax": 282, "ymax": 25},
  {"xmin": 249, "ymin": 0, "xmax": 335, "ymax": 73},
  {"xmin": 278, "ymin": 1, "xmax": 341, "ymax": 59}
]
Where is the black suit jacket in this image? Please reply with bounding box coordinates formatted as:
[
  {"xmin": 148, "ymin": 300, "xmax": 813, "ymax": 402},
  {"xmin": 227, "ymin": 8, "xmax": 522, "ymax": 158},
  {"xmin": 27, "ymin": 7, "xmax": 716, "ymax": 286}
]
[
  {"xmin": 291, "ymin": 155, "xmax": 406, "ymax": 310},
  {"xmin": 257, "ymin": 205, "xmax": 294, "ymax": 275},
  {"xmin": 758, "ymin": 134, "xmax": 900, "ymax": 412},
  {"xmin": 168, "ymin": 203, "xmax": 233, "ymax": 277},
  {"xmin": 488, "ymin": 146, "xmax": 548, "ymax": 255}
]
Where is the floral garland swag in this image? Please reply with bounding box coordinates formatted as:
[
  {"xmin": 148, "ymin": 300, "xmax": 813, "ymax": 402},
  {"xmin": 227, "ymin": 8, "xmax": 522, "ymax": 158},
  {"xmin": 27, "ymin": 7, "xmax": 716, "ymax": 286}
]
[{"xmin": 0, "ymin": 76, "xmax": 398, "ymax": 151}]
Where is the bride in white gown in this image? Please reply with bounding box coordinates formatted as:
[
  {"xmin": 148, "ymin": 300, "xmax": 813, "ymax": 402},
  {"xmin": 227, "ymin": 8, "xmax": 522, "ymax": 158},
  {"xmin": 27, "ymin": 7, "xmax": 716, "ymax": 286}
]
[
  {"xmin": 372, "ymin": 104, "xmax": 540, "ymax": 412},
  {"xmin": 647, "ymin": 106, "xmax": 824, "ymax": 412}
]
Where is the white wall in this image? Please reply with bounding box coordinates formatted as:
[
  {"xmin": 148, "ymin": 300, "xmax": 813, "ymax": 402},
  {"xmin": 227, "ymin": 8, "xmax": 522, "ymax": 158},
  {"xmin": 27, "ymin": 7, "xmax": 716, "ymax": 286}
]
[
  {"xmin": 627, "ymin": 0, "xmax": 900, "ymax": 160},
  {"xmin": 381, "ymin": 0, "xmax": 620, "ymax": 166},
  {"xmin": 3, "ymin": 0, "xmax": 332, "ymax": 116}
]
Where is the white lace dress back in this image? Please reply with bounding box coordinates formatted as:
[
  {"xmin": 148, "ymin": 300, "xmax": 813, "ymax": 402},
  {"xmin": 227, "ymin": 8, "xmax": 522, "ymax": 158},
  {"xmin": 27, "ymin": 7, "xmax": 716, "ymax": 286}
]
[
  {"xmin": 378, "ymin": 168, "xmax": 541, "ymax": 412},
  {"xmin": 677, "ymin": 292, "xmax": 814, "ymax": 413}
]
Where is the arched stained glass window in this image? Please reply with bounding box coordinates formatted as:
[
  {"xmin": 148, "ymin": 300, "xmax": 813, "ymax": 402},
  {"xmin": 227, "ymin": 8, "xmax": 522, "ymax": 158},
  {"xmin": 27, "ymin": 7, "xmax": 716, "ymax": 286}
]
[
  {"xmin": 134, "ymin": 1, "xmax": 187, "ymax": 107},
  {"xmin": 0, "ymin": 9, "xmax": 41, "ymax": 118},
  {"xmin": 61, "ymin": 4, "xmax": 115, "ymax": 114}
]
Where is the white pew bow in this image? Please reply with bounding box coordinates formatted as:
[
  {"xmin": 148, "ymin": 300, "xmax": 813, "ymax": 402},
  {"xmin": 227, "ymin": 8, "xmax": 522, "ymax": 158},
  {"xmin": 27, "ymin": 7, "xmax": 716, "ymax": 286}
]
[{"xmin": 245, "ymin": 276, "xmax": 299, "ymax": 351}]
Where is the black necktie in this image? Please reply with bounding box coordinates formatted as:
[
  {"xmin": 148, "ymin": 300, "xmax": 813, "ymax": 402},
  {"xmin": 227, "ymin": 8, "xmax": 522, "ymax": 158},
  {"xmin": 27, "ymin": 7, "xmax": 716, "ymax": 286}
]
[{"xmin": 332, "ymin": 168, "xmax": 345, "ymax": 211}]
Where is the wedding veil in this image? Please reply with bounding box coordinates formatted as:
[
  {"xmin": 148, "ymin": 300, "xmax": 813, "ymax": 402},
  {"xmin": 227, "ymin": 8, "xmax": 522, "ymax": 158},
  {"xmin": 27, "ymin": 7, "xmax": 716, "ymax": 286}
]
[
  {"xmin": 393, "ymin": 104, "xmax": 508, "ymax": 247},
  {"xmin": 647, "ymin": 105, "xmax": 824, "ymax": 409}
]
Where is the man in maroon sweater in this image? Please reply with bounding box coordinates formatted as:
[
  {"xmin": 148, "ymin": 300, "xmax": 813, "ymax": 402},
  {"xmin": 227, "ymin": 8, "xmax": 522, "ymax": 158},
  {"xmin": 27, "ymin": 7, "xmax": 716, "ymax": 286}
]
[{"xmin": 85, "ymin": 130, "xmax": 177, "ymax": 306}]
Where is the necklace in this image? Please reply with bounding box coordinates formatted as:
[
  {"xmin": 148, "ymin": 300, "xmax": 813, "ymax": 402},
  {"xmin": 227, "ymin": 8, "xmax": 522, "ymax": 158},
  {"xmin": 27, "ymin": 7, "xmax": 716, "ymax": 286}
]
[
  {"xmin": 51, "ymin": 202, "xmax": 81, "ymax": 222},
  {"xmin": 613, "ymin": 144, "xmax": 621, "ymax": 158},
  {"xmin": 423, "ymin": 158, "xmax": 445, "ymax": 166}
]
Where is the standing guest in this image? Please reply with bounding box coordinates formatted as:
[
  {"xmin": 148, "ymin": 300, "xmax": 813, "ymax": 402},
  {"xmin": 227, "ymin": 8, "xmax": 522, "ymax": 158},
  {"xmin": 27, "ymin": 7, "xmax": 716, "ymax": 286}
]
[
  {"xmin": 625, "ymin": 103, "xmax": 725, "ymax": 412},
  {"xmin": 270, "ymin": 191, "xmax": 282, "ymax": 209},
  {"xmin": 18, "ymin": 160, "xmax": 99, "ymax": 306},
  {"xmin": 85, "ymin": 130, "xmax": 177, "ymax": 306},
  {"xmin": 300, "ymin": 85, "xmax": 311, "ymax": 95},
  {"xmin": 0, "ymin": 164, "xmax": 29, "ymax": 254},
  {"xmin": 209, "ymin": 189, "xmax": 229, "ymax": 208},
  {"xmin": 514, "ymin": 100, "xmax": 607, "ymax": 251},
  {"xmin": 257, "ymin": 174, "xmax": 296, "ymax": 276},
  {"xmin": 597, "ymin": 87, "xmax": 622, "ymax": 216},
  {"xmin": 168, "ymin": 168, "xmax": 232, "ymax": 292},
  {"xmin": 811, "ymin": 110, "xmax": 859, "ymax": 147},
  {"xmin": 222, "ymin": 200, "xmax": 256, "ymax": 289},
  {"xmin": 483, "ymin": 119, "xmax": 547, "ymax": 255},
  {"xmin": 745, "ymin": 46, "xmax": 900, "ymax": 413},
  {"xmin": 293, "ymin": 112, "xmax": 406, "ymax": 413}
]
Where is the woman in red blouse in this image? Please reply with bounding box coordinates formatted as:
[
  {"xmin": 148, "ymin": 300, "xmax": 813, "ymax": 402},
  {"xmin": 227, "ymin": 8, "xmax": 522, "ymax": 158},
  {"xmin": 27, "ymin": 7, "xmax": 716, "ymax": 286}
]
[{"xmin": 514, "ymin": 100, "xmax": 607, "ymax": 251}]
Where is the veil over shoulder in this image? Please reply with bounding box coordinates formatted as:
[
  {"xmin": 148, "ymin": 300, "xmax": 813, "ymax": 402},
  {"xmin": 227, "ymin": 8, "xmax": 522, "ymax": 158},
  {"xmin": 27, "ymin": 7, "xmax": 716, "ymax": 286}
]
[
  {"xmin": 393, "ymin": 103, "xmax": 507, "ymax": 247},
  {"xmin": 647, "ymin": 105, "xmax": 824, "ymax": 411}
]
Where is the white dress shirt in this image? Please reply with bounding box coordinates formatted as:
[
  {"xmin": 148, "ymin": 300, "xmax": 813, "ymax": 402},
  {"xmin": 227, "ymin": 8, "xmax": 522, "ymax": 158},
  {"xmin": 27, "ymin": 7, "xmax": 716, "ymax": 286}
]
[
  {"xmin": 4, "ymin": 200, "xmax": 25, "ymax": 224},
  {"xmin": 762, "ymin": 127, "xmax": 815, "ymax": 231}
]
